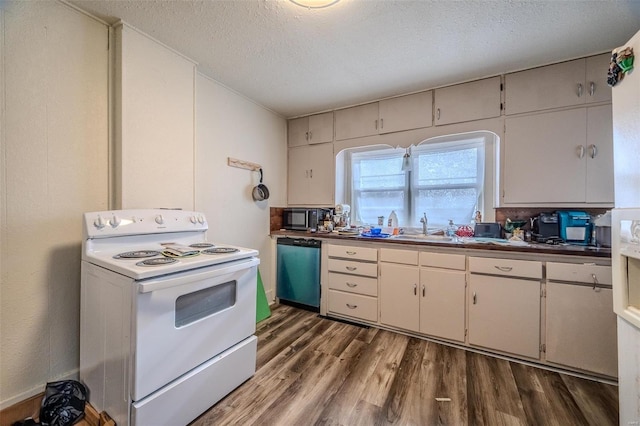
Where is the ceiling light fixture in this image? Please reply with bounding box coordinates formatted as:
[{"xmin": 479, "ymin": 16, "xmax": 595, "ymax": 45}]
[{"xmin": 290, "ymin": 0, "xmax": 340, "ymax": 9}]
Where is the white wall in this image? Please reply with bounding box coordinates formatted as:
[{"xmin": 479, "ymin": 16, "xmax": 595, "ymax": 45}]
[
  {"xmin": 195, "ymin": 73, "xmax": 287, "ymax": 301},
  {"xmin": 0, "ymin": 0, "xmax": 109, "ymax": 408}
]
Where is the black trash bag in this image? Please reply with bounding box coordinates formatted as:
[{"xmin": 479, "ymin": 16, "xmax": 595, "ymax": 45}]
[{"xmin": 38, "ymin": 380, "xmax": 87, "ymax": 426}]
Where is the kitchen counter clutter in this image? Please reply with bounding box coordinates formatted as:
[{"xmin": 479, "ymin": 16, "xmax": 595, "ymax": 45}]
[
  {"xmin": 270, "ymin": 229, "xmax": 611, "ymax": 258},
  {"xmin": 270, "ymin": 229, "xmax": 616, "ymax": 380}
]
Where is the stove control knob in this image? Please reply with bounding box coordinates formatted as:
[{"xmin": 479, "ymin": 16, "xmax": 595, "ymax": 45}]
[
  {"xmin": 155, "ymin": 214, "xmax": 164, "ymax": 225},
  {"xmin": 109, "ymin": 215, "xmax": 121, "ymax": 228},
  {"xmin": 190, "ymin": 215, "xmax": 198, "ymax": 224},
  {"xmin": 197, "ymin": 215, "xmax": 205, "ymax": 224},
  {"xmin": 94, "ymin": 216, "xmax": 106, "ymax": 229}
]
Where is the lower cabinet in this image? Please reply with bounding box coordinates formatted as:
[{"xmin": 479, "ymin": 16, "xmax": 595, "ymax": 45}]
[
  {"xmin": 379, "ymin": 249, "xmax": 466, "ymax": 343},
  {"xmin": 380, "ymin": 262, "xmax": 420, "ymax": 331},
  {"xmin": 468, "ymin": 274, "xmax": 541, "ymax": 359},
  {"xmin": 327, "ymin": 244, "xmax": 378, "ymax": 322},
  {"xmin": 545, "ymin": 262, "xmax": 617, "ymax": 377},
  {"xmin": 419, "ymin": 268, "xmax": 466, "ymax": 342}
]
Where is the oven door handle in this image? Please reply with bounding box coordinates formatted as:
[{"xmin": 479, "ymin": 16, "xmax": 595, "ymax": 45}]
[{"xmin": 138, "ymin": 257, "xmax": 260, "ymax": 293}]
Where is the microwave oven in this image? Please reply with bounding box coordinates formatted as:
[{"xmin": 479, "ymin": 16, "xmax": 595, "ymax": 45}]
[{"xmin": 282, "ymin": 208, "xmax": 331, "ymax": 231}]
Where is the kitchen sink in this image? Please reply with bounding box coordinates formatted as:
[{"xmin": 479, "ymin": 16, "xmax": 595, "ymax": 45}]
[{"xmin": 394, "ymin": 234, "xmax": 454, "ymax": 242}]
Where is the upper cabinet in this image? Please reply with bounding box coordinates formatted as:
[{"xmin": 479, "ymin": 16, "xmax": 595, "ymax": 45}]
[
  {"xmin": 434, "ymin": 77, "xmax": 502, "ymax": 126},
  {"xmin": 505, "ymin": 53, "xmax": 611, "ymax": 115},
  {"xmin": 288, "ymin": 143, "xmax": 334, "ymax": 206},
  {"xmin": 378, "ymin": 91, "xmax": 433, "ymax": 134},
  {"xmin": 335, "ymin": 102, "xmax": 380, "ymax": 140},
  {"xmin": 335, "ymin": 91, "xmax": 433, "ymax": 140},
  {"xmin": 503, "ymin": 105, "xmax": 613, "ymax": 205},
  {"xmin": 288, "ymin": 112, "xmax": 334, "ymax": 147}
]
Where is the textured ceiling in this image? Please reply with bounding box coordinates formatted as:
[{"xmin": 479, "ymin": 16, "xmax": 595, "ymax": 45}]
[{"xmin": 69, "ymin": 0, "xmax": 640, "ymax": 118}]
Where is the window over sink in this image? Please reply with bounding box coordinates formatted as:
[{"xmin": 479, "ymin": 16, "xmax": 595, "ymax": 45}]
[{"xmin": 339, "ymin": 132, "xmax": 498, "ymax": 229}]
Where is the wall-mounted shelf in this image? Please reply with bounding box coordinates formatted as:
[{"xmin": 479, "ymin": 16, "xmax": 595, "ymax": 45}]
[{"xmin": 228, "ymin": 157, "xmax": 261, "ymax": 172}]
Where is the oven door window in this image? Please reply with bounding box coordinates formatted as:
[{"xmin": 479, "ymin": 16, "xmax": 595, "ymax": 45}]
[{"xmin": 175, "ymin": 280, "xmax": 236, "ymax": 327}]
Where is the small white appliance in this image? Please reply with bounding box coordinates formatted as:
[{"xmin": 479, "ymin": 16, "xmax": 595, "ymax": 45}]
[{"xmin": 80, "ymin": 209, "xmax": 259, "ymax": 426}]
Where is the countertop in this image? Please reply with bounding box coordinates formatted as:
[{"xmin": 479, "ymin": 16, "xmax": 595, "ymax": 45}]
[{"xmin": 270, "ymin": 230, "xmax": 611, "ymax": 258}]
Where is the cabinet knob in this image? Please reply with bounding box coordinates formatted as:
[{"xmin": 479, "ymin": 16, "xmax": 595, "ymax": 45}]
[
  {"xmin": 589, "ymin": 82, "xmax": 595, "ymax": 97},
  {"xmin": 310, "ymin": 169, "xmax": 313, "ymax": 178},
  {"xmin": 380, "ymin": 118, "xmax": 384, "ymax": 129},
  {"xmin": 308, "ymin": 131, "xmax": 312, "ymax": 140},
  {"xmin": 577, "ymin": 83, "xmax": 583, "ymax": 98},
  {"xmin": 436, "ymin": 108, "xmax": 441, "ymax": 120},
  {"xmin": 588, "ymin": 144, "xmax": 598, "ymax": 159},
  {"xmin": 577, "ymin": 145, "xmax": 586, "ymax": 159},
  {"xmin": 413, "ymin": 283, "xmax": 417, "ymax": 295},
  {"xmin": 375, "ymin": 119, "xmax": 378, "ymax": 130},
  {"xmin": 305, "ymin": 131, "xmax": 309, "ymax": 141},
  {"xmin": 473, "ymin": 292, "xmax": 477, "ymax": 304},
  {"xmin": 422, "ymin": 285, "xmax": 426, "ymax": 297}
]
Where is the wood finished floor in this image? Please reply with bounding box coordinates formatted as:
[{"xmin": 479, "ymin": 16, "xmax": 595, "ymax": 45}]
[{"xmin": 191, "ymin": 304, "xmax": 618, "ymax": 426}]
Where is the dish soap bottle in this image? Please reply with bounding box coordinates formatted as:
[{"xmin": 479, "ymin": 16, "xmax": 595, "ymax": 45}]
[
  {"xmin": 388, "ymin": 210, "xmax": 398, "ymax": 228},
  {"xmin": 446, "ymin": 219, "xmax": 457, "ymax": 237}
]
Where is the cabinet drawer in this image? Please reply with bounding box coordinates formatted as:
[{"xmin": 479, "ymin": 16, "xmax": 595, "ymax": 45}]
[
  {"xmin": 328, "ymin": 244, "xmax": 377, "ymax": 262},
  {"xmin": 546, "ymin": 262, "xmax": 612, "ymax": 286},
  {"xmin": 328, "ymin": 258, "xmax": 377, "ymax": 277},
  {"xmin": 328, "ymin": 290, "xmax": 378, "ymax": 322},
  {"xmin": 380, "ymin": 248, "xmax": 418, "ymax": 265},
  {"xmin": 419, "ymin": 251, "xmax": 466, "ymax": 270},
  {"xmin": 469, "ymin": 257, "xmax": 542, "ymax": 279},
  {"xmin": 328, "ymin": 272, "xmax": 378, "ymax": 296}
]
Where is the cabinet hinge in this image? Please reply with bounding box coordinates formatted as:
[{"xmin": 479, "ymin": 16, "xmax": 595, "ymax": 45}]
[
  {"xmin": 541, "ymin": 288, "xmax": 546, "ymax": 298},
  {"xmin": 500, "ymin": 102, "xmax": 504, "ymax": 111},
  {"xmin": 540, "ymin": 343, "xmax": 546, "ymax": 354}
]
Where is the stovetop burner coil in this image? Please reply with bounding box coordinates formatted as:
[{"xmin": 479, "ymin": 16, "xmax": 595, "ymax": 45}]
[
  {"xmin": 202, "ymin": 247, "xmax": 239, "ymax": 254},
  {"xmin": 136, "ymin": 257, "xmax": 178, "ymax": 266},
  {"xmin": 114, "ymin": 250, "xmax": 161, "ymax": 259},
  {"xmin": 189, "ymin": 243, "xmax": 215, "ymax": 249}
]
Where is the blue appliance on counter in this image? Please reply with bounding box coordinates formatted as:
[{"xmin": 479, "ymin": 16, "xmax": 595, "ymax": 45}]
[{"xmin": 557, "ymin": 210, "xmax": 592, "ymax": 245}]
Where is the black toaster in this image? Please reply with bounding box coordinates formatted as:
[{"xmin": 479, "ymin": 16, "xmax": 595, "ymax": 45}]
[
  {"xmin": 474, "ymin": 222, "xmax": 502, "ymax": 238},
  {"xmin": 533, "ymin": 212, "xmax": 560, "ymax": 239}
]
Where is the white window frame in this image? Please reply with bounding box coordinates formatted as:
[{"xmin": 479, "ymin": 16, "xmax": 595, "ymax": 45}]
[{"xmin": 343, "ymin": 132, "xmax": 497, "ymax": 229}]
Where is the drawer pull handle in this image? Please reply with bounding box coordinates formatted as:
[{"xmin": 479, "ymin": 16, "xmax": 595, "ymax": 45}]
[
  {"xmin": 346, "ymin": 282, "xmax": 358, "ymax": 288},
  {"xmin": 346, "ymin": 251, "xmax": 357, "ymax": 255},
  {"xmin": 473, "ymin": 292, "xmax": 477, "ymax": 304},
  {"xmin": 346, "ymin": 303, "xmax": 358, "ymax": 309},
  {"xmin": 495, "ymin": 266, "xmax": 513, "ymax": 272},
  {"xmin": 592, "ymin": 273, "xmax": 600, "ymax": 291},
  {"xmin": 346, "ymin": 266, "xmax": 357, "ymax": 271}
]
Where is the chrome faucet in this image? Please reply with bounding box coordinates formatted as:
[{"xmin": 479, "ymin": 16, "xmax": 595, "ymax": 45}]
[{"xmin": 420, "ymin": 212, "xmax": 428, "ymax": 235}]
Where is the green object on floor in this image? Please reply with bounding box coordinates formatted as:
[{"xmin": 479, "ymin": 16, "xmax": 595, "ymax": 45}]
[{"xmin": 256, "ymin": 269, "xmax": 271, "ymax": 323}]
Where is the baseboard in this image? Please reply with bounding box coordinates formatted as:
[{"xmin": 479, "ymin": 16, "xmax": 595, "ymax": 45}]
[{"xmin": 0, "ymin": 369, "xmax": 79, "ymax": 411}]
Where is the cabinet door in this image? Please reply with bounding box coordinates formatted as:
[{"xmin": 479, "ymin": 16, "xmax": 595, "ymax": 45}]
[
  {"xmin": 468, "ymin": 275, "xmax": 541, "ymax": 359},
  {"xmin": 586, "ymin": 105, "xmax": 614, "ymax": 203},
  {"xmin": 585, "ymin": 53, "xmax": 612, "ymax": 104},
  {"xmin": 287, "ymin": 146, "xmax": 310, "ymax": 204},
  {"xmin": 419, "ymin": 268, "xmax": 466, "ymax": 342},
  {"xmin": 434, "ymin": 77, "xmax": 501, "ymax": 126},
  {"xmin": 380, "ymin": 263, "xmax": 419, "ymax": 332},
  {"xmin": 503, "ymin": 108, "xmax": 587, "ymax": 204},
  {"xmin": 306, "ymin": 143, "xmax": 334, "ymax": 206},
  {"xmin": 379, "ymin": 91, "xmax": 433, "ymax": 134},
  {"xmin": 546, "ymin": 283, "xmax": 617, "ymax": 377},
  {"xmin": 288, "ymin": 116, "xmax": 309, "ymax": 147},
  {"xmin": 335, "ymin": 102, "xmax": 379, "ymax": 140},
  {"xmin": 505, "ymin": 59, "xmax": 585, "ymax": 115},
  {"xmin": 308, "ymin": 112, "xmax": 334, "ymax": 145}
]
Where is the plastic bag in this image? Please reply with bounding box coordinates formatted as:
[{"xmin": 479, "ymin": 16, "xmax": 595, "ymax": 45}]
[{"xmin": 39, "ymin": 380, "xmax": 87, "ymax": 426}]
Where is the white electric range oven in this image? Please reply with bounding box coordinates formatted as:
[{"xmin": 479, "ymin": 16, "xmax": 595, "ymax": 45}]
[{"xmin": 80, "ymin": 209, "xmax": 259, "ymax": 426}]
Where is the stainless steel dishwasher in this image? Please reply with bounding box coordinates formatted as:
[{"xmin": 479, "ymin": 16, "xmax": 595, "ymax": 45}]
[{"xmin": 276, "ymin": 237, "xmax": 321, "ymax": 311}]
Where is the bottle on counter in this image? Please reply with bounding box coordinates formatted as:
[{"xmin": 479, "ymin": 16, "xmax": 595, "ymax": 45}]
[
  {"xmin": 388, "ymin": 210, "xmax": 398, "ymax": 228},
  {"xmin": 446, "ymin": 219, "xmax": 457, "ymax": 237}
]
